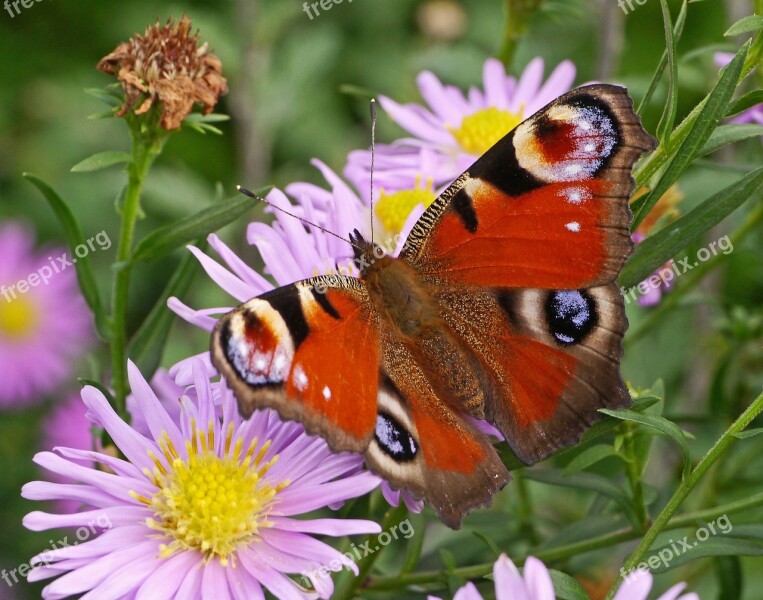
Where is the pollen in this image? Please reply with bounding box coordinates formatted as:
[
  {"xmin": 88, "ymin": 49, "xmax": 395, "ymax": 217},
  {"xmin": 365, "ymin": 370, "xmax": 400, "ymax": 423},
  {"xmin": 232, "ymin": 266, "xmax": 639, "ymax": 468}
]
[
  {"xmin": 450, "ymin": 107, "xmax": 523, "ymax": 155},
  {"xmin": 375, "ymin": 176, "xmax": 436, "ymax": 234},
  {"xmin": 0, "ymin": 295, "xmax": 39, "ymax": 340},
  {"xmin": 140, "ymin": 425, "xmax": 288, "ymax": 566}
]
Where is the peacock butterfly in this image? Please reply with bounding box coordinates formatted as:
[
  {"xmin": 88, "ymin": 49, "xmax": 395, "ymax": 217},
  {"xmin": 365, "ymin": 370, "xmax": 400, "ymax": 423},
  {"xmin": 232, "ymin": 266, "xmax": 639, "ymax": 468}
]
[{"xmin": 210, "ymin": 84, "xmax": 656, "ymax": 528}]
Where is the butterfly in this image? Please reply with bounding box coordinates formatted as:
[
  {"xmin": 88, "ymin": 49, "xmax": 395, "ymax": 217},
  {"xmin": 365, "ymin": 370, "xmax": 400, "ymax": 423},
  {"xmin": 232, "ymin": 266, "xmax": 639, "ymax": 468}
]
[{"xmin": 211, "ymin": 84, "xmax": 656, "ymax": 528}]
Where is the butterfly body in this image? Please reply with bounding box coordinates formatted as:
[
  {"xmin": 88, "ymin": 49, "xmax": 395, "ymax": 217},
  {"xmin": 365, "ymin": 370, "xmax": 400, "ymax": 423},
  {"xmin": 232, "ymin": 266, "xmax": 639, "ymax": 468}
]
[{"xmin": 212, "ymin": 84, "xmax": 656, "ymax": 528}]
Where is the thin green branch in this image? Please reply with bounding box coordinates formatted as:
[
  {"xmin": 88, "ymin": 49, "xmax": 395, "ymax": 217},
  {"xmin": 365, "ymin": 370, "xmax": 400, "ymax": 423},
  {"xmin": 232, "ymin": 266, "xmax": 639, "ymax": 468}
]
[
  {"xmin": 109, "ymin": 122, "xmax": 164, "ymax": 417},
  {"xmin": 365, "ymin": 488, "xmax": 763, "ymax": 592},
  {"xmin": 498, "ymin": 0, "xmax": 545, "ymax": 68},
  {"xmin": 605, "ymin": 388, "xmax": 763, "ymax": 599},
  {"xmin": 623, "ymin": 423, "xmax": 650, "ymax": 532}
]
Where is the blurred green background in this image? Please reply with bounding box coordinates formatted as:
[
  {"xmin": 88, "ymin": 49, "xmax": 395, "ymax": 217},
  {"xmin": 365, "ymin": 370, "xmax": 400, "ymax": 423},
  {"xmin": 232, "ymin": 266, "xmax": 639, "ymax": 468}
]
[{"xmin": 0, "ymin": 1, "xmax": 761, "ymax": 598}]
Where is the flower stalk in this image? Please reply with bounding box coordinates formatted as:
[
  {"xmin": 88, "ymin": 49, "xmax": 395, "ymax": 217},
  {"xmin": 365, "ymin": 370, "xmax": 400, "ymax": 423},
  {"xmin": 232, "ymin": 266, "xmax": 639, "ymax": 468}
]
[
  {"xmin": 109, "ymin": 114, "xmax": 165, "ymax": 416},
  {"xmin": 605, "ymin": 387, "xmax": 763, "ymax": 599}
]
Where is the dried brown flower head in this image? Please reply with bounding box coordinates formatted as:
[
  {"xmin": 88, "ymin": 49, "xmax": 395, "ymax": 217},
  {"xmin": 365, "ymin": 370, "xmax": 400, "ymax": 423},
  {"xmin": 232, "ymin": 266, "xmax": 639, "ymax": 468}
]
[{"xmin": 97, "ymin": 16, "xmax": 228, "ymax": 131}]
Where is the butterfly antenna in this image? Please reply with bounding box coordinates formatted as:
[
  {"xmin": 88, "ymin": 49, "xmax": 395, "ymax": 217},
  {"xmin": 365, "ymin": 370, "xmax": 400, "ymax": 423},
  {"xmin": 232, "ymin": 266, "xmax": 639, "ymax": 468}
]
[
  {"xmin": 236, "ymin": 186, "xmax": 363, "ymax": 252},
  {"xmin": 370, "ymin": 98, "xmax": 377, "ymax": 246}
]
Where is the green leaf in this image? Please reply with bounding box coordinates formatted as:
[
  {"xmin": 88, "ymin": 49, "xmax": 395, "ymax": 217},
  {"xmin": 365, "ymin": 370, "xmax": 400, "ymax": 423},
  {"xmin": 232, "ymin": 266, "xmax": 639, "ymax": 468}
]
[
  {"xmin": 599, "ymin": 408, "xmax": 692, "ymax": 479},
  {"xmin": 725, "ymin": 15, "xmax": 763, "ymax": 36},
  {"xmin": 726, "ymin": 89, "xmax": 763, "ymax": 117},
  {"xmin": 620, "ymin": 166, "xmax": 763, "ymax": 290},
  {"xmin": 127, "ymin": 242, "xmax": 206, "ymax": 379},
  {"xmin": 716, "ymin": 556, "xmax": 743, "ymax": 600},
  {"xmin": 84, "ymin": 86, "xmax": 123, "ymax": 107},
  {"xmin": 71, "ymin": 151, "xmax": 131, "ymax": 173},
  {"xmin": 637, "ymin": 0, "xmax": 688, "ymax": 116},
  {"xmin": 631, "ymin": 43, "xmax": 748, "ymax": 229},
  {"xmin": 650, "ymin": 537, "xmax": 763, "ymax": 573},
  {"xmin": 564, "ymin": 444, "xmax": 622, "ymax": 475},
  {"xmin": 732, "ymin": 427, "xmax": 763, "ymax": 439},
  {"xmin": 23, "ymin": 174, "xmax": 110, "ymax": 341},
  {"xmin": 183, "ymin": 113, "xmax": 230, "ymax": 135},
  {"xmin": 547, "ymin": 570, "xmax": 591, "ymax": 600},
  {"xmin": 655, "ymin": 0, "xmax": 680, "ymax": 145},
  {"xmin": 131, "ymin": 188, "xmax": 270, "ymax": 263},
  {"xmin": 698, "ymin": 124, "xmax": 763, "ymax": 157}
]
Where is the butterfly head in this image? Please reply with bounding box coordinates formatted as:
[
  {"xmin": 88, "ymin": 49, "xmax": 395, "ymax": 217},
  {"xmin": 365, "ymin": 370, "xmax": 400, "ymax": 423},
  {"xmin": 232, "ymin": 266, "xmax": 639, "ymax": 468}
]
[{"xmin": 349, "ymin": 228, "xmax": 387, "ymax": 276}]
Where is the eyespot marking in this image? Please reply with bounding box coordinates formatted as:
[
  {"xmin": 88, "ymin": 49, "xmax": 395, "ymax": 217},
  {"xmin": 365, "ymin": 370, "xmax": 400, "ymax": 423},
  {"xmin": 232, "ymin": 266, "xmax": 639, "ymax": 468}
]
[
  {"xmin": 375, "ymin": 412, "xmax": 418, "ymax": 462},
  {"xmin": 545, "ymin": 290, "xmax": 597, "ymax": 345}
]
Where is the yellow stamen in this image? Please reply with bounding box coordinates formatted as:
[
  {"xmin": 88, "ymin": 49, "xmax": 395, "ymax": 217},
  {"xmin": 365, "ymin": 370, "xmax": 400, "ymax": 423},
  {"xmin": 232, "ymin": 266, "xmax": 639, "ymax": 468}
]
[
  {"xmin": 142, "ymin": 426, "xmax": 288, "ymax": 566},
  {"xmin": 449, "ymin": 107, "xmax": 523, "ymax": 155},
  {"xmin": 375, "ymin": 176, "xmax": 437, "ymax": 235},
  {"xmin": 0, "ymin": 295, "xmax": 39, "ymax": 340}
]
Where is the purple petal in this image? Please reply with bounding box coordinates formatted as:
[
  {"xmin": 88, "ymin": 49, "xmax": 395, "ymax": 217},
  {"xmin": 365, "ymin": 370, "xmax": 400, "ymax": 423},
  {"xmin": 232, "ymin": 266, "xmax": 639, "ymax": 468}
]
[
  {"xmin": 510, "ymin": 58, "xmax": 544, "ymax": 114},
  {"xmin": 493, "ymin": 554, "xmax": 529, "ymax": 600},
  {"xmin": 270, "ymin": 517, "xmax": 381, "ymax": 537},
  {"xmin": 483, "ymin": 58, "xmax": 510, "ymax": 110},
  {"xmin": 522, "ymin": 556, "xmax": 555, "ymax": 600},
  {"xmin": 613, "ymin": 569, "xmax": 653, "ymax": 600},
  {"xmin": 135, "ymin": 551, "xmax": 202, "ymax": 600}
]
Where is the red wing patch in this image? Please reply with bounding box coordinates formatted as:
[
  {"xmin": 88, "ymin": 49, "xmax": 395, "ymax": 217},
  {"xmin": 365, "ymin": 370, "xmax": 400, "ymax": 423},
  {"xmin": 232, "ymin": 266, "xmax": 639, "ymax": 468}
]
[
  {"xmin": 211, "ymin": 277, "xmax": 378, "ymax": 453},
  {"xmin": 401, "ymin": 84, "xmax": 656, "ymax": 291}
]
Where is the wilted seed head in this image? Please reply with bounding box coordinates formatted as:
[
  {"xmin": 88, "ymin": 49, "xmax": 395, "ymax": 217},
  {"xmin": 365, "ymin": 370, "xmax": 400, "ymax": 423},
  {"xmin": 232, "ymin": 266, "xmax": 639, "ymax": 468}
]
[{"xmin": 97, "ymin": 16, "xmax": 227, "ymax": 130}]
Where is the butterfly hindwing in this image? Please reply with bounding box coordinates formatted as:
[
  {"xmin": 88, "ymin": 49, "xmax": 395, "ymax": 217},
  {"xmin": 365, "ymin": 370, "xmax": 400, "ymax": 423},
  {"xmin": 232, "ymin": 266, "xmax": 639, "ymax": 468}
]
[
  {"xmin": 401, "ymin": 84, "xmax": 656, "ymax": 290},
  {"xmin": 435, "ymin": 283, "xmax": 628, "ymax": 463},
  {"xmin": 211, "ymin": 276, "xmax": 379, "ymax": 454},
  {"xmin": 367, "ymin": 330, "xmax": 509, "ymax": 528}
]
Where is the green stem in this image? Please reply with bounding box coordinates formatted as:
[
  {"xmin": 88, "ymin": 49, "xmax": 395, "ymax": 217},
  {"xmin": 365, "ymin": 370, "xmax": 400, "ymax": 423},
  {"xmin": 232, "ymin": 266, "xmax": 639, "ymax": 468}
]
[
  {"xmin": 634, "ymin": 36, "xmax": 761, "ymax": 192},
  {"xmin": 109, "ymin": 129, "xmax": 163, "ymax": 416},
  {"xmin": 626, "ymin": 201, "xmax": 763, "ymax": 346},
  {"xmin": 605, "ymin": 388, "xmax": 763, "ymax": 599},
  {"xmin": 497, "ymin": 0, "xmax": 545, "ymax": 68},
  {"xmin": 623, "ymin": 422, "xmax": 649, "ymax": 532},
  {"xmin": 514, "ymin": 469, "xmax": 539, "ymax": 544},
  {"xmin": 333, "ymin": 503, "xmax": 409, "ymax": 600},
  {"xmin": 366, "ymin": 489, "xmax": 763, "ymax": 592}
]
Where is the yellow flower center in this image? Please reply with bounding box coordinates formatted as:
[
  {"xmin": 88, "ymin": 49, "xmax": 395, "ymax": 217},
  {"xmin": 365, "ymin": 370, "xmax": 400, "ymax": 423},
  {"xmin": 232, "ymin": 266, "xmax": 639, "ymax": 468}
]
[
  {"xmin": 450, "ymin": 107, "xmax": 523, "ymax": 155},
  {"xmin": 0, "ymin": 295, "xmax": 39, "ymax": 340},
  {"xmin": 136, "ymin": 423, "xmax": 288, "ymax": 566},
  {"xmin": 375, "ymin": 177, "xmax": 437, "ymax": 234}
]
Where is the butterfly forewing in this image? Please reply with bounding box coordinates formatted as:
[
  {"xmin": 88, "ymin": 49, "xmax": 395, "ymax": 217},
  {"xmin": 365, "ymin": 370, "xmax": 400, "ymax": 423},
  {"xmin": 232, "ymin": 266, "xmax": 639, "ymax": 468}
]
[{"xmin": 401, "ymin": 84, "xmax": 656, "ymax": 290}]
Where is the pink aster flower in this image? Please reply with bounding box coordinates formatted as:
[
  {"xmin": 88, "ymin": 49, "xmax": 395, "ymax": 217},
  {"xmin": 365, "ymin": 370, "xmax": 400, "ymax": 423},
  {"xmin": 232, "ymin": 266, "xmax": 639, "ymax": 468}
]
[
  {"xmin": 0, "ymin": 222, "xmax": 91, "ymax": 407},
  {"xmin": 23, "ymin": 360, "xmax": 381, "ymax": 599},
  {"xmin": 344, "ymin": 57, "xmax": 576, "ymax": 232},
  {"xmin": 169, "ymin": 161, "xmax": 425, "ymax": 515},
  {"xmin": 430, "ymin": 556, "xmax": 697, "ymax": 600}
]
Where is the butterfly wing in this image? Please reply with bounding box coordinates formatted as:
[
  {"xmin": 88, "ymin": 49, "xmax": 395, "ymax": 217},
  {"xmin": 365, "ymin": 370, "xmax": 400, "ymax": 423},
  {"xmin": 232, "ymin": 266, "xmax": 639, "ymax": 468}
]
[
  {"xmin": 398, "ymin": 84, "xmax": 654, "ymax": 464},
  {"xmin": 368, "ymin": 328, "xmax": 509, "ymax": 528},
  {"xmin": 211, "ymin": 275, "xmax": 379, "ymax": 454},
  {"xmin": 436, "ymin": 283, "xmax": 627, "ymax": 463},
  {"xmin": 401, "ymin": 84, "xmax": 655, "ymax": 289},
  {"xmin": 212, "ymin": 274, "xmax": 509, "ymax": 527}
]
